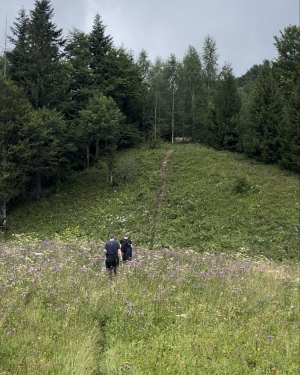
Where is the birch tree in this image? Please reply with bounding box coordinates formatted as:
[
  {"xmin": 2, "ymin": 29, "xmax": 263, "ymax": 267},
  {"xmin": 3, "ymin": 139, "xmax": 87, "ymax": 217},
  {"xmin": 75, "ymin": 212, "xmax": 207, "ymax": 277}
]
[{"xmin": 165, "ymin": 54, "xmax": 180, "ymax": 143}]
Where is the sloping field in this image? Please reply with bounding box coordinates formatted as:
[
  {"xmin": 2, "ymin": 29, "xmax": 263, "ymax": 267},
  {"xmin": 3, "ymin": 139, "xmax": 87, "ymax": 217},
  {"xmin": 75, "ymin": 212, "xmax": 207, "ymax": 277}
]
[{"xmin": 6, "ymin": 143, "xmax": 299, "ymax": 260}]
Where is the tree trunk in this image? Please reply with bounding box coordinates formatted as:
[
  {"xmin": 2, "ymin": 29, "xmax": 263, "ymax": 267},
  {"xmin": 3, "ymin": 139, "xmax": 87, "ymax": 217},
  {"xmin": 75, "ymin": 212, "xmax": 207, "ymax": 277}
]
[
  {"xmin": 95, "ymin": 140, "xmax": 100, "ymax": 160},
  {"xmin": 171, "ymin": 87, "xmax": 175, "ymax": 144},
  {"xmin": 87, "ymin": 146, "xmax": 90, "ymax": 168},
  {"xmin": 191, "ymin": 89, "xmax": 195, "ymax": 135},
  {"xmin": 0, "ymin": 199, "xmax": 7, "ymax": 229},
  {"xmin": 109, "ymin": 168, "xmax": 113, "ymax": 187},
  {"xmin": 22, "ymin": 182, "xmax": 27, "ymax": 199},
  {"xmin": 36, "ymin": 172, "xmax": 42, "ymax": 200},
  {"xmin": 154, "ymin": 91, "xmax": 158, "ymax": 140}
]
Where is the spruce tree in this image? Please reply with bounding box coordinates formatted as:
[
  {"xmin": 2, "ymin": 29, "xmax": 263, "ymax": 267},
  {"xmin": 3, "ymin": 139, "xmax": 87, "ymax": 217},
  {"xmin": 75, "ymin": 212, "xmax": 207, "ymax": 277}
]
[
  {"xmin": 0, "ymin": 74, "xmax": 32, "ymax": 225},
  {"xmin": 65, "ymin": 28, "xmax": 92, "ymax": 119},
  {"xmin": 215, "ymin": 63, "xmax": 241, "ymax": 150},
  {"xmin": 278, "ymin": 81, "xmax": 300, "ymax": 173},
  {"xmin": 243, "ymin": 61, "xmax": 283, "ymax": 163},
  {"xmin": 7, "ymin": 7, "xmax": 30, "ymax": 95},
  {"xmin": 89, "ymin": 13, "xmax": 113, "ymax": 92},
  {"xmin": 8, "ymin": 0, "xmax": 66, "ymax": 109},
  {"xmin": 18, "ymin": 107, "xmax": 67, "ymax": 199}
]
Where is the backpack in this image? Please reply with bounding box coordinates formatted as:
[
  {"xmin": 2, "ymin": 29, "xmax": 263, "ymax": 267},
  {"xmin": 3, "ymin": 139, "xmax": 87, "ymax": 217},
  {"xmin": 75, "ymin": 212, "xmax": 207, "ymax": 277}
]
[{"xmin": 121, "ymin": 239, "xmax": 128, "ymax": 252}]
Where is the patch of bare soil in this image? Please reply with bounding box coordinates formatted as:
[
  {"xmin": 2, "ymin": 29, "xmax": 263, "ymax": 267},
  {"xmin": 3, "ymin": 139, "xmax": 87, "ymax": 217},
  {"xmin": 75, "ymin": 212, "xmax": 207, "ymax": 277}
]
[{"xmin": 157, "ymin": 149, "xmax": 174, "ymax": 210}]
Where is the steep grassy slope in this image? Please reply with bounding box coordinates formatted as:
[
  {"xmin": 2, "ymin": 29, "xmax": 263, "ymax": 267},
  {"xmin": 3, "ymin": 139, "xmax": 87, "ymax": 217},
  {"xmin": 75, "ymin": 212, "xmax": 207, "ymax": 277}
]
[{"xmin": 5, "ymin": 143, "xmax": 299, "ymax": 259}]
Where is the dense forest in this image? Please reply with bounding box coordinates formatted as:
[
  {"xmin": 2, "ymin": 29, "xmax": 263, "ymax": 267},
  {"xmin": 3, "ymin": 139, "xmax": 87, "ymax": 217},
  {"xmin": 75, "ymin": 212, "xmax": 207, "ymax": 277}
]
[{"xmin": 0, "ymin": 0, "xmax": 299, "ymax": 228}]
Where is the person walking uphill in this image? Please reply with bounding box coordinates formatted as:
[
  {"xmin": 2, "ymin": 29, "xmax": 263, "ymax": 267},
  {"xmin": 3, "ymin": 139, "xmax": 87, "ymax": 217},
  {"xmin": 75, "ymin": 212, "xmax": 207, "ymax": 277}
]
[
  {"xmin": 104, "ymin": 234, "xmax": 122, "ymax": 277},
  {"xmin": 120, "ymin": 234, "xmax": 132, "ymax": 262}
]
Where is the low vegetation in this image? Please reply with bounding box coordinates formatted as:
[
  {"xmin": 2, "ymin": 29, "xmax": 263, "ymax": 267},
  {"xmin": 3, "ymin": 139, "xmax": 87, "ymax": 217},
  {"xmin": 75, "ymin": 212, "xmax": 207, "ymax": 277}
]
[{"xmin": 1, "ymin": 143, "xmax": 299, "ymax": 374}]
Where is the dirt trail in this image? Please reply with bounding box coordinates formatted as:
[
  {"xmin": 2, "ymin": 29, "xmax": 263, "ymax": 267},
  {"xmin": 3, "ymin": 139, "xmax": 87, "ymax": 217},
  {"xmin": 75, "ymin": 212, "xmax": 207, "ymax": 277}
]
[
  {"xmin": 157, "ymin": 148, "xmax": 174, "ymax": 209},
  {"xmin": 149, "ymin": 149, "xmax": 174, "ymax": 249}
]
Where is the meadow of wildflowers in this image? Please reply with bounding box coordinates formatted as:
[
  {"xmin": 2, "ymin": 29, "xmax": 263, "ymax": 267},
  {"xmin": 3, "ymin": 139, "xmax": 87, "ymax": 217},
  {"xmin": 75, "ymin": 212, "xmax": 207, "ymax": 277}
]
[
  {"xmin": 1, "ymin": 143, "xmax": 299, "ymax": 374},
  {"xmin": 0, "ymin": 239, "xmax": 299, "ymax": 374}
]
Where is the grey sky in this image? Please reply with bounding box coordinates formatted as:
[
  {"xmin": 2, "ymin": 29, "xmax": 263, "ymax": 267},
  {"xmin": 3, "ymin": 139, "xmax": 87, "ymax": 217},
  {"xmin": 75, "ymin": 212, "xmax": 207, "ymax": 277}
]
[{"xmin": 0, "ymin": 0, "xmax": 299, "ymax": 77}]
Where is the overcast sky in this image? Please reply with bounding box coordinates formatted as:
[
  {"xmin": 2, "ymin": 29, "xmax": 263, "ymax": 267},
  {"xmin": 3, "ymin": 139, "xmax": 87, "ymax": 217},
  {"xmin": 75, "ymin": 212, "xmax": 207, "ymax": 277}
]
[{"xmin": 0, "ymin": 0, "xmax": 299, "ymax": 77}]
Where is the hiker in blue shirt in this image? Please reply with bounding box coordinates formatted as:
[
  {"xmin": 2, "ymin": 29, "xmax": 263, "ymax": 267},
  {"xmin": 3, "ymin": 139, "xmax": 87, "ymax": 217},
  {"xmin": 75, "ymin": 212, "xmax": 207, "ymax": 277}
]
[{"xmin": 120, "ymin": 234, "xmax": 132, "ymax": 261}]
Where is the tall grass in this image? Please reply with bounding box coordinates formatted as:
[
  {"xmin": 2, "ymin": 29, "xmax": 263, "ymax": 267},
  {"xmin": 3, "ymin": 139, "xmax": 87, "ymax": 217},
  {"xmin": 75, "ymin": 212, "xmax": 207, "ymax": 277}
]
[
  {"xmin": 1, "ymin": 143, "xmax": 299, "ymax": 374},
  {"xmin": 0, "ymin": 239, "xmax": 298, "ymax": 374}
]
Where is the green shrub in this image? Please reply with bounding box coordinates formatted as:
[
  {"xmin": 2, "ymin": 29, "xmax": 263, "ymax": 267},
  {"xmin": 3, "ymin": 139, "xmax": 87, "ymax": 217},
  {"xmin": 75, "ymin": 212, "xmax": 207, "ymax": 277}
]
[{"xmin": 233, "ymin": 176, "xmax": 253, "ymax": 193}]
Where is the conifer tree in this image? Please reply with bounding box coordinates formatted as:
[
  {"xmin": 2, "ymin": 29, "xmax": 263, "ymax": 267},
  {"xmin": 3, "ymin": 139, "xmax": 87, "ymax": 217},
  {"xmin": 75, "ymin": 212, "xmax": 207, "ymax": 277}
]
[
  {"xmin": 18, "ymin": 107, "xmax": 67, "ymax": 200},
  {"xmin": 88, "ymin": 13, "xmax": 113, "ymax": 92},
  {"xmin": 278, "ymin": 81, "xmax": 300, "ymax": 173},
  {"xmin": 105, "ymin": 47, "xmax": 143, "ymax": 128},
  {"xmin": 7, "ymin": 7, "xmax": 30, "ymax": 94},
  {"xmin": 8, "ymin": 0, "xmax": 66, "ymax": 109},
  {"xmin": 215, "ymin": 63, "xmax": 241, "ymax": 150},
  {"xmin": 65, "ymin": 28, "xmax": 92, "ymax": 119},
  {"xmin": 243, "ymin": 61, "xmax": 283, "ymax": 163},
  {"xmin": 0, "ymin": 74, "xmax": 32, "ymax": 225}
]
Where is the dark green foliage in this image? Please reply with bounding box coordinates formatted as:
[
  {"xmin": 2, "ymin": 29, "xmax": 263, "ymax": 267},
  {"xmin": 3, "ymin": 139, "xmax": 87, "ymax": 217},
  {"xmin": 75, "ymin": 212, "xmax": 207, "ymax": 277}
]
[
  {"xmin": 273, "ymin": 25, "xmax": 300, "ymax": 99},
  {"xmin": 105, "ymin": 47, "xmax": 143, "ymax": 127},
  {"xmin": 236, "ymin": 64, "xmax": 265, "ymax": 94},
  {"xmin": 278, "ymin": 81, "xmax": 300, "ymax": 173},
  {"xmin": 243, "ymin": 61, "xmax": 283, "ymax": 163},
  {"xmin": 232, "ymin": 177, "xmax": 253, "ymax": 194},
  {"xmin": 0, "ymin": 75, "xmax": 32, "ymax": 223},
  {"xmin": 64, "ymin": 28, "xmax": 93, "ymax": 119},
  {"xmin": 8, "ymin": 1, "xmax": 67, "ymax": 109},
  {"xmin": 18, "ymin": 107, "xmax": 67, "ymax": 199},
  {"xmin": 179, "ymin": 46, "xmax": 203, "ymax": 140},
  {"xmin": 79, "ymin": 93, "xmax": 124, "ymax": 183},
  {"xmin": 214, "ymin": 63, "xmax": 242, "ymax": 150},
  {"xmin": 117, "ymin": 157, "xmax": 136, "ymax": 184},
  {"xmin": 2, "ymin": 0, "xmax": 299, "ymax": 228},
  {"xmin": 7, "ymin": 7, "xmax": 30, "ymax": 87},
  {"xmin": 88, "ymin": 13, "xmax": 113, "ymax": 92}
]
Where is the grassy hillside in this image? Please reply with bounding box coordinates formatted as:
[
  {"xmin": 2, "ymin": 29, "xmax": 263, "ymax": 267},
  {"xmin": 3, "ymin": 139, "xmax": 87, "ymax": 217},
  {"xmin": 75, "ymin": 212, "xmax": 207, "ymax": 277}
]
[
  {"xmin": 1, "ymin": 143, "xmax": 299, "ymax": 374},
  {"xmin": 5, "ymin": 143, "xmax": 299, "ymax": 260}
]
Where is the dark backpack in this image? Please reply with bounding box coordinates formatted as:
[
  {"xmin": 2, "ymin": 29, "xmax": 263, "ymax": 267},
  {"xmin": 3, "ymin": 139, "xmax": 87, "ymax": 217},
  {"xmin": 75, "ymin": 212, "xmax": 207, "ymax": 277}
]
[{"xmin": 121, "ymin": 239, "xmax": 128, "ymax": 252}]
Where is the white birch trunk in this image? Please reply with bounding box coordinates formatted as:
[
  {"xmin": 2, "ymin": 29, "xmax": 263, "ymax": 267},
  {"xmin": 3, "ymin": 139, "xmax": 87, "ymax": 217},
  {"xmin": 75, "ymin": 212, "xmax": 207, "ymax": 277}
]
[
  {"xmin": 171, "ymin": 87, "xmax": 175, "ymax": 144},
  {"xmin": 154, "ymin": 91, "xmax": 158, "ymax": 140}
]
